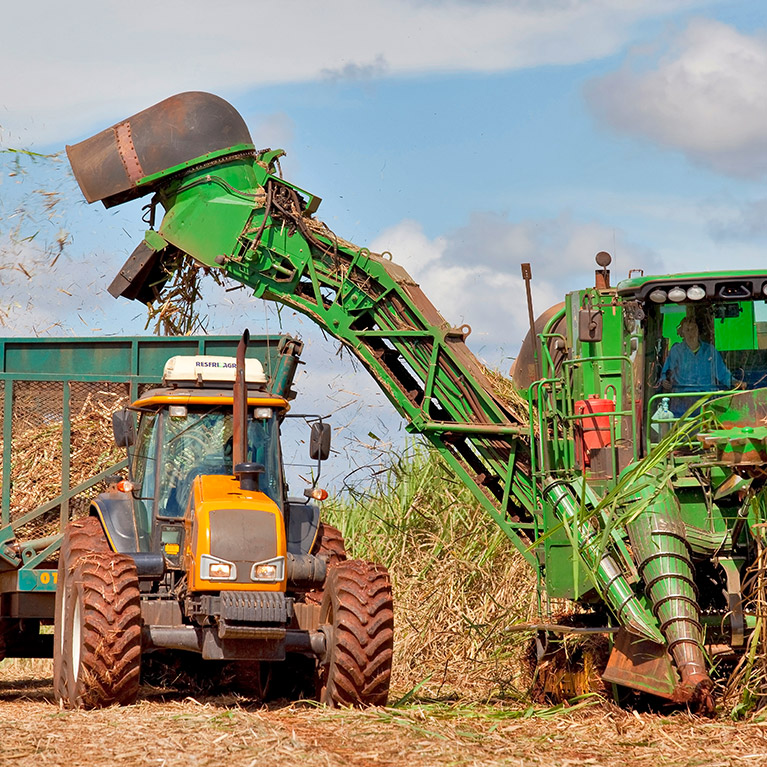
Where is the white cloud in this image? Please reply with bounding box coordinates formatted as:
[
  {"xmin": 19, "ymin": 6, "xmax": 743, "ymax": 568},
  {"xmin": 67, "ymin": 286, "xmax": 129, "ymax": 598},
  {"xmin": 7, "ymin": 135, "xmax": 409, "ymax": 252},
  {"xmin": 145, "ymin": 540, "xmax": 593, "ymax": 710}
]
[
  {"xmin": 0, "ymin": 0, "xmax": 701, "ymax": 146},
  {"xmin": 370, "ymin": 212, "xmax": 655, "ymax": 366},
  {"xmin": 586, "ymin": 19, "xmax": 767, "ymax": 177},
  {"xmin": 706, "ymin": 197, "xmax": 767, "ymax": 241},
  {"xmin": 244, "ymin": 113, "xmax": 296, "ymax": 153}
]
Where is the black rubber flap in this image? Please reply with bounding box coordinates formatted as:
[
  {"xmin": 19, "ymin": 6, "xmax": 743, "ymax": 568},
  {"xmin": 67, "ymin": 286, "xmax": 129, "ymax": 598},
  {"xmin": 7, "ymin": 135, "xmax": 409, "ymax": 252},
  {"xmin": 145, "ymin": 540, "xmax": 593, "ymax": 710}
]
[
  {"xmin": 66, "ymin": 91, "xmax": 253, "ymax": 207},
  {"xmin": 108, "ymin": 240, "xmax": 169, "ymax": 303}
]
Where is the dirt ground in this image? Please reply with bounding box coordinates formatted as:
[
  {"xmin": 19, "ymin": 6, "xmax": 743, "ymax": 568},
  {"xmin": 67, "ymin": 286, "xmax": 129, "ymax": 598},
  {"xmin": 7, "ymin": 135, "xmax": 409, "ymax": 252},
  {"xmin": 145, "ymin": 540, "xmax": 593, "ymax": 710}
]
[{"xmin": 2, "ymin": 660, "xmax": 767, "ymax": 767}]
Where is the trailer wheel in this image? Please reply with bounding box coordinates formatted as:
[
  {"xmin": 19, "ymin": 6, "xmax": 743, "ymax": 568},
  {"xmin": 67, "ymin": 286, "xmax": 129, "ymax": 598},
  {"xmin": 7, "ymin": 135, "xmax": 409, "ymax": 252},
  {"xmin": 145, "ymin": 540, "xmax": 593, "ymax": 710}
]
[
  {"xmin": 318, "ymin": 559, "xmax": 394, "ymax": 707},
  {"xmin": 53, "ymin": 516, "xmax": 111, "ymax": 702},
  {"xmin": 55, "ymin": 551, "xmax": 142, "ymax": 708}
]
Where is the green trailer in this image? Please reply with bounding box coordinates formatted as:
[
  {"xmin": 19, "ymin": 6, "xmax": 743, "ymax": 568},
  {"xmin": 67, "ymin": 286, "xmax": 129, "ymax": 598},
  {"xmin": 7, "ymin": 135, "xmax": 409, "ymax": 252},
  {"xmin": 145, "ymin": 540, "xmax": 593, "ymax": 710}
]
[{"xmin": 0, "ymin": 334, "xmax": 301, "ymax": 659}]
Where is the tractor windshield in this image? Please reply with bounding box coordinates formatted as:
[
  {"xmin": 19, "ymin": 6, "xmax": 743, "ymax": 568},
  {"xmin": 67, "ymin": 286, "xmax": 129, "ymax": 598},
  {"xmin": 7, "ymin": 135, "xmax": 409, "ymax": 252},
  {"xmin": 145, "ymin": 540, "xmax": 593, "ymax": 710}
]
[
  {"xmin": 130, "ymin": 407, "xmax": 283, "ymax": 531},
  {"xmin": 645, "ymin": 299, "xmax": 767, "ymax": 429}
]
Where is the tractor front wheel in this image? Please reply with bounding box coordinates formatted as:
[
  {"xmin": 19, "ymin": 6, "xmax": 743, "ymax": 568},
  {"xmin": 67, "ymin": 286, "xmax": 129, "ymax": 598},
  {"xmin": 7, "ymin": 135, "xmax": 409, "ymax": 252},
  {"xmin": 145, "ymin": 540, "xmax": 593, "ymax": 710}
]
[
  {"xmin": 318, "ymin": 559, "xmax": 394, "ymax": 707},
  {"xmin": 53, "ymin": 516, "xmax": 111, "ymax": 702},
  {"xmin": 54, "ymin": 551, "xmax": 142, "ymax": 708}
]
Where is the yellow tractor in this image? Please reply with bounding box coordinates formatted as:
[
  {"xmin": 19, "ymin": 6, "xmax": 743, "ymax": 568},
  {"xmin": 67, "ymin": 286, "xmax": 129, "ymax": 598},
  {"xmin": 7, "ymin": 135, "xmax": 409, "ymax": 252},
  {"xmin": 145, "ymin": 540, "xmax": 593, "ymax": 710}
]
[{"xmin": 53, "ymin": 332, "xmax": 393, "ymax": 708}]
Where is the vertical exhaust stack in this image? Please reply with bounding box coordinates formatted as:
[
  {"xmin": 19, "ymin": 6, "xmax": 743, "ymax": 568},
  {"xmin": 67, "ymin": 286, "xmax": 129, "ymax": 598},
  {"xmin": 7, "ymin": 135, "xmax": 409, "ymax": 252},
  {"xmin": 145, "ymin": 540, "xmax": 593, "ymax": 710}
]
[
  {"xmin": 232, "ymin": 330, "xmax": 250, "ymax": 473},
  {"xmin": 595, "ymin": 251, "xmax": 611, "ymax": 290}
]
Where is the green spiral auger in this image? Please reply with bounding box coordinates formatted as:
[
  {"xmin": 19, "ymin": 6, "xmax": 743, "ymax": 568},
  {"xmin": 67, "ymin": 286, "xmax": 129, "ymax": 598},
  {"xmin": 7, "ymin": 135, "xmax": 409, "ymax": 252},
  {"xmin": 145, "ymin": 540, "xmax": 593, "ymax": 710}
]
[
  {"xmin": 626, "ymin": 477, "xmax": 711, "ymax": 702},
  {"xmin": 543, "ymin": 481, "xmax": 663, "ymax": 644}
]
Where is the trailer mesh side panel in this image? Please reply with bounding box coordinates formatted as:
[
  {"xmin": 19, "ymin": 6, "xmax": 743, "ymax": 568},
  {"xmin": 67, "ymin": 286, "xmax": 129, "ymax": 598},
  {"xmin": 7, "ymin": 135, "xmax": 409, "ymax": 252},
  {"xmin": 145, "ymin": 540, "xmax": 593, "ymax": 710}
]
[{"xmin": 9, "ymin": 380, "xmax": 130, "ymax": 542}]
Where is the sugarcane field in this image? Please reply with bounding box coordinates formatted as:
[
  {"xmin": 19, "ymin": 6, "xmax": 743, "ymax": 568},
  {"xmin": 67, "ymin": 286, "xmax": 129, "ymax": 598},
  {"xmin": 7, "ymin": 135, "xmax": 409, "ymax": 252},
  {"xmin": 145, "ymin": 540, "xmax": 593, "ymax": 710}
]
[{"xmin": 4, "ymin": 4, "xmax": 767, "ymax": 766}]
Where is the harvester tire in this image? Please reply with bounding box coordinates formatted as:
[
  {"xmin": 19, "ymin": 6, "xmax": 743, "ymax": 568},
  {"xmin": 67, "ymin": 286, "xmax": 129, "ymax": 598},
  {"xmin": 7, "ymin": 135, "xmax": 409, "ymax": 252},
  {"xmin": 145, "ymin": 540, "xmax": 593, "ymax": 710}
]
[
  {"xmin": 318, "ymin": 559, "xmax": 394, "ymax": 707},
  {"xmin": 53, "ymin": 516, "xmax": 111, "ymax": 702},
  {"xmin": 54, "ymin": 551, "xmax": 142, "ymax": 708}
]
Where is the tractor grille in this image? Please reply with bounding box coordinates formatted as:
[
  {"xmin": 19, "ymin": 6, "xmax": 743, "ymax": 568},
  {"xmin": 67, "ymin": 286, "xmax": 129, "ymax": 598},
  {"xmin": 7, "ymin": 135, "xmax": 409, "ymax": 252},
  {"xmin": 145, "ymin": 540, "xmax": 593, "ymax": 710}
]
[
  {"xmin": 222, "ymin": 591, "xmax": 288, "ymax": 623},
  {"xmin": 209, "ymin": 507, "xmax": 277, "ymax": 564},
  {"xmin": 191, "ymin": 591, "xmax": 289, "ymax": 624}
]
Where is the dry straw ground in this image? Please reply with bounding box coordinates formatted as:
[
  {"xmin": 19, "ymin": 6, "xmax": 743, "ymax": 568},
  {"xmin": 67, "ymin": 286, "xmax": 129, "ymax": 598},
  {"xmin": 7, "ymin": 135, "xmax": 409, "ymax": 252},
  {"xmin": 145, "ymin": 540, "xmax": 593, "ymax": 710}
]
[{"xmin": 3, "ymin": 659, "xmax": 767, "ymax": 767}]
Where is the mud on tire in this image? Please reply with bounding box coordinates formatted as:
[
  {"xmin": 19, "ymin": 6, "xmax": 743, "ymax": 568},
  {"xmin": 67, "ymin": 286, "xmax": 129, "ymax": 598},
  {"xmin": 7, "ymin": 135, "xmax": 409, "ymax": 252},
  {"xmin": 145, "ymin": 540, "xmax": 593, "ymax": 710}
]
[
  {"xmin": 55, "ymin": 550, "xmax": 142, "ymax": 708},
  {"xmin": 53, "ymin": 516, "xmax": 111, "ymax": 702},
  {"xmin": 319, "ymin": 559, "xmax": 394, "ymax": 707},
  {"xmin": 305, "ymin": 523, "xmax": 348, "ymax": 606}
]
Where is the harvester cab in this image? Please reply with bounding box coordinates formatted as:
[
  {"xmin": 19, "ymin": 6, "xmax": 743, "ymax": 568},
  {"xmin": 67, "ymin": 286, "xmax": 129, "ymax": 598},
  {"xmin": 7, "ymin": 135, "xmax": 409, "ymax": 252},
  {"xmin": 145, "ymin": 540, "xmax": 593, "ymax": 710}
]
[{"xmin": 52, "ymin": 332, "xmax": 394, "ymax": 710}]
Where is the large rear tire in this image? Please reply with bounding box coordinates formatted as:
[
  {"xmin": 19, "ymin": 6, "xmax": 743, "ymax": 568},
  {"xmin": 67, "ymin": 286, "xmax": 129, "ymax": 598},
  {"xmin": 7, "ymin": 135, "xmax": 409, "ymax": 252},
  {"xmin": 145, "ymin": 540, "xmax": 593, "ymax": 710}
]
[
  {"xmin": 55, "ymin": 551, "xmax": 142, "ymax": 708},
  {"xmin": 305, "ymin": 523, "xmax": 348, "ymax": 606},
  {"xmin": 312, "ymin": 523, "xmax": 347, "ymax": 566},
  {"xmin": 319, "ymin": 559, "xmax": 394, "ymax": 707}
]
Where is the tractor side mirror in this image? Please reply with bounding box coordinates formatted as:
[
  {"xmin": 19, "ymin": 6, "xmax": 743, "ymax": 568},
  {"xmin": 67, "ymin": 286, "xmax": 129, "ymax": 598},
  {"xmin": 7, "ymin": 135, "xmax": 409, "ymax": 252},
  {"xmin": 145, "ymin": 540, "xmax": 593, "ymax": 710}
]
[
  {"xmin": 309, "ymin": 422, "xmax": 331, "ymax": 461},
  {"xmin": 112, "ymin": 409, "xmax": 136, "ymax": 448}
]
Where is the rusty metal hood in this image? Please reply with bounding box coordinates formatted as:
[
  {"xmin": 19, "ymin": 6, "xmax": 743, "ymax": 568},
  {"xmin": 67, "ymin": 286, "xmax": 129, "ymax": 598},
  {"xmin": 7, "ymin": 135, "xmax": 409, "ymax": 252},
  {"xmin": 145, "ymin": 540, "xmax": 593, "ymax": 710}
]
[{"xmin": 66, "ymin": 91, "xmax": 254, "ymax": 208}]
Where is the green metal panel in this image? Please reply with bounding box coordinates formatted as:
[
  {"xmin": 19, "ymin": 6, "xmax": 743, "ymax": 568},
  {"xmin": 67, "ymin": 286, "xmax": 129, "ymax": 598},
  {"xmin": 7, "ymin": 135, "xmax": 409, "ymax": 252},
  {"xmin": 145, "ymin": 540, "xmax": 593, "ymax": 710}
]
[{"xmin": 0, "ymin": 335, "xmax": 293, "ymax": 383}]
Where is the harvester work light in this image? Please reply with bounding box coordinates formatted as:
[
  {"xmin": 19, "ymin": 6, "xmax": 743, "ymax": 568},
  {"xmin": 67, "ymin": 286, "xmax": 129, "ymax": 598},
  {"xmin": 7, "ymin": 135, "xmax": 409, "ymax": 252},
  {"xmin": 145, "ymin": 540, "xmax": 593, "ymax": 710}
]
[{"xmin": 668, "ymin": 287, "xmax": 687, "ymax": 302}]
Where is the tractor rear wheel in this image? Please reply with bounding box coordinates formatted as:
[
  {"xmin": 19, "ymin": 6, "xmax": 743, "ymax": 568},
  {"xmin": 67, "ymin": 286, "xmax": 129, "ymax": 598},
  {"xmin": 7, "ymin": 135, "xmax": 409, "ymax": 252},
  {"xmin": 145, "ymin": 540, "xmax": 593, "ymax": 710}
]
[
  {"xmin": 55, "ymin": 551, "xmax": 142, "ymax": 708},
  {"xmin": 318, "ymin": 559, "xmax": 394, "ymax": 707},
  {"xmin": 312, "ymin": 523, "xmax": 347, "ymax": 567},
  {"xmin": 306, "ymin": 523, "xmax": 348, "ymax": 606}
]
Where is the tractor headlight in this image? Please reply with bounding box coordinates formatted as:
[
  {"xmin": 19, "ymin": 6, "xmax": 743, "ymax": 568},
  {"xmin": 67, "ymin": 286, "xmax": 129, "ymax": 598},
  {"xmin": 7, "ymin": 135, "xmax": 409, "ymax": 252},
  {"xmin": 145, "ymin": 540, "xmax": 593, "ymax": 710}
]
[
  {"xmin": 686, "ymin": 285, "xmax": 706, "ymax": 301},
  {"xmin": 251, "ymin": 557, "xmax": 284, "ymax": 582},
  {"xmin": 648, "ymin": 289, "xmax": 667, "ymax": 303},
  {"xmin": 200, "ymin": 554, "xmax": 237, "ymax": 581}
]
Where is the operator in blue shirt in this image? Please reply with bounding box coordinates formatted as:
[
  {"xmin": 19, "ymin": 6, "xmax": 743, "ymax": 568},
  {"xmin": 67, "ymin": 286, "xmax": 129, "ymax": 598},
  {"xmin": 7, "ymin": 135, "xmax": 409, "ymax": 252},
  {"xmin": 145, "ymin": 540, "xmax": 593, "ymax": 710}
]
[{"xmin": 661, "ymin": 316, "xmax": 733, "ymax": 394}]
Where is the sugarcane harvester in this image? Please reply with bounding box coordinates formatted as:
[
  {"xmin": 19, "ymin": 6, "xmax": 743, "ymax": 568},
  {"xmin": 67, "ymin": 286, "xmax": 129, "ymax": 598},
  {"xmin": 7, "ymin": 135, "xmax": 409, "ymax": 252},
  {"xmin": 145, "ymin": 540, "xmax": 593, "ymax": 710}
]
[{"xmin": 67, "ymin": 92, "xmax": 767, "ymax": 710}]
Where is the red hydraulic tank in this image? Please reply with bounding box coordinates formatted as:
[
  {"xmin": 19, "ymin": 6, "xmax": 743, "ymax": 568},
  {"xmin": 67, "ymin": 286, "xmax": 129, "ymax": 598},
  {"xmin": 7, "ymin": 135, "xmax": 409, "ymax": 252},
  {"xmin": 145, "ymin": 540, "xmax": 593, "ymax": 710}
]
[{"xmin": 574, "ymin": 395, "xmax": 615, "ymax": 467}]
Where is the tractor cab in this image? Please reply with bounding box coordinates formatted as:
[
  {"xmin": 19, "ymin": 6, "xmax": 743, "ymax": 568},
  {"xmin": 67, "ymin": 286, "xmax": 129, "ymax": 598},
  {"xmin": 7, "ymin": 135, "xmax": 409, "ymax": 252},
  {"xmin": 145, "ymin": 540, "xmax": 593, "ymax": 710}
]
[
  {"xmin": 125, "ymin": 354, "xmax": 287, "ymax": 554},
  {"xmin": 99, "ymin": 350, "xmax": 331, "ymax": 571},
  {"xmin": 104, "ymin": 354, "xmax": 287, "ymax": 558}
]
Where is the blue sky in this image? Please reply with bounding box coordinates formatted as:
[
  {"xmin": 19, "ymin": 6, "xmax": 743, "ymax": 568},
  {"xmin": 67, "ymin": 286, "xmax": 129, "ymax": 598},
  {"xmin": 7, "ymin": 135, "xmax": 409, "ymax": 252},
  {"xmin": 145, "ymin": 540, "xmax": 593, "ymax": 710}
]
[{"xmin": 2, "ymin": 0, "xmax": 767, "ymax": 487}]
